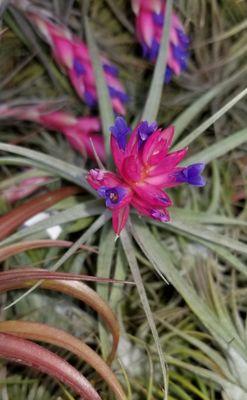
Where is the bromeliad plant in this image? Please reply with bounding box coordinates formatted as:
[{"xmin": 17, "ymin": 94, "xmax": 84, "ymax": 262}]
[
  {"xmin": 1, "ymin": 0, "xmax": 247, "ymax": 399},
  {"xmin": 87, "ymin": 117, "xmax": 205, "ymax": 234}
]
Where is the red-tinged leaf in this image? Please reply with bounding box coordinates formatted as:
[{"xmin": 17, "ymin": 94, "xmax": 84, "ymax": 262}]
[
  {"xmin": 0, "ymin": 186, "xmax": 82, "ymax": 241},
  {"xmin": 0, "ymin": 321, "xmax": 126, "ymax": 400},
  {"xmin": 0, "ymin": 268, "xmax": 133, "ymax": 285},
  {"xmin": 0, "ymin": 333, "xmax": 101, "ymax": 400},
  {"xmin": 0, "ymin": 269, "xmax": 119, "ymax": 362},
  {"xmin": 0, "ymin": 239, "xmax": 97, "ymax": 262}
]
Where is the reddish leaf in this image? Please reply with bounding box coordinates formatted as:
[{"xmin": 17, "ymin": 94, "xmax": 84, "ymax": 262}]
[
  {"xmin": 0, "ymin": 321, "xmax": 126, "ymax": 400},
  {"xmin": 0, "ymin": 186, "xmax": 82, "ymax": 241},
  {"xmin": 0, "ymin": 333, "xmax": 101, "ymax": 400},
  {"xmin": 0, "ymin": 269, "xmax": 119, "ymax": 362},
  {"xmin": 0, "ymin": 239, "xmax": 97, "ymax": 262}
]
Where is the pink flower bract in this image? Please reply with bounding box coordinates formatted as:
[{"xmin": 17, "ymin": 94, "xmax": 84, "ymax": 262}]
[
  {"xmin": 87, "ymin": 117, "xmax": 206, "ymax": 235},
  {"xmin": 0, "ymin": 104, "xmax": 105, "ymax": 161},
  {"xmin": 131, "ymin": 0, "xmax": 190, "ymax": 82},
  {"xmin": 26, "ymin": 9, "xmax": 128, "ymax": 114}
]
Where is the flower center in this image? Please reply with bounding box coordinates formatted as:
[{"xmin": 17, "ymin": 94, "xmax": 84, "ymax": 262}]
[{"xmin": 108, "ymin": 190, "xmax": 119, "ymax": 203}]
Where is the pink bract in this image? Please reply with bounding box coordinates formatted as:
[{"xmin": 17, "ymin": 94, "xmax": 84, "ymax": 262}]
[
  {"xmin": 2, "ymin": 176, "xmax": 50, "ymax": 203},
  {"xmin": 131, "ymin": 0, "xmax": 190, "ymax": 82},
  {"xmin": 26, "ymin": 9, "xmax": 128, "ymax": 114},
  {"xmin": 0, "ymin": 104, "xmax": 105, "ymax": 161}
]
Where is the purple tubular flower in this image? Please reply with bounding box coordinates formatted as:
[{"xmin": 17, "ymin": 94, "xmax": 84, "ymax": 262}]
[
  {"xmin": 109, "ymin": 87, "xmax": 129, "ymax": 103},
  {"xmin": 97, "ymin": 186, "xmax": 127, "ymax": 208},
  {"xmin": 176, "ymin": 28, "xmax": 190, "ymax": 46},
  {"xmin": 141, "ymin": 42, "xmax": 150, "ymax": 58},
  {"xmin": 84, "ymin": 91, "xmax": 97, "ymax": 107},
  {"xmin": 152, "ymin": 12, "xmax": 164, "ymax": 27},
  {"xmin": 172, "ymin": 44, "xmax": 188, "ymax": 63},
  {"xmin": 110, "ymin": 117, "xmax": 130, "ymax": 150},
  {"xmin": 73, "ymin": 58, "xmax": 85, "ymax": 76},
  {"xmin": 149, "ymin": 38, "xmax": 160, "ymax": 61},
  {"xmin": 164, "ymin": 66, "xmax": 173, "ymax": 83},
  {"xmin": 103, "ymin": 64, "xmax": 119, "ymax": 76},
  {"xmin": 138, "ymin": 121, "xmax": 158, "ymax": 146},
  {"xmin": 176, "ymin": 163, "xmax": 206, "ymax": 186}
]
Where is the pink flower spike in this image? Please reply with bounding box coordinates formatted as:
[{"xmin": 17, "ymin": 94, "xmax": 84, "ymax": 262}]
[
  {"xmin": 131, "ymin": 0, "xmax": 190, "ymax": 82},
  {"xmin": 16, "ymin": 5, "xmax": 128, "ymax": 114},
  {"xmin": 0, "ymin": 104, "xmax": 105, "ymax": 162},
  {"xmin": 87, "ymin": 117, "xmax": 206, "ymax": 234},
  {"xmin": 2, "ymin": 176, "xmax": 50, "ymax": 203}
]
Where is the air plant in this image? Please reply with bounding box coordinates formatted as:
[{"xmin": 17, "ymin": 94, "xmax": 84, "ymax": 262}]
[
  {"xmin": 0, "ymin": 0, "xmax": 246, "ymax": 399},
  {"xmin": 87, "ymin": 117, "xmax": 205, "ymax": 234}
]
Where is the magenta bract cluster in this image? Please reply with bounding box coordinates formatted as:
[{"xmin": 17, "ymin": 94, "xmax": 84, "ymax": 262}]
[
  {"xmin": 0, "ymin": 104, "xmax": 105, "ymax": 161},
  {"xmin": 28, "ymin": 12, "xmax": 128, "ymax": 114},
  {"xmin": 132, "ymin": 0, "xmax": 190, "ymax": 82},
  {"xmin": 87, "ymin": 117, "xmax": 205, "ymax": 235}
]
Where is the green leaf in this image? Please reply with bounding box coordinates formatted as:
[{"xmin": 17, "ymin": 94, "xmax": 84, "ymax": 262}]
[
  {"xmin": 110, "ymin": 244, "xmax": 127, "ymax": 310},
  {"xmin": 0, "ymin": 143, "xmax": 92, "ymax": 192},
  {"xmin": 85, "ymin": 16, "xmax": 114, "ymax": 166},
  {"xmin": 173, "ymin": 88, "xmax": 247, "ymax": 150},
  {"xmin": 142, "ymin": 0, "xmax": 173, "ymax": 122},
  {"xmin": 6, "ymin": 8, "xmax": 61, "ymax": 90},
  {"xmin": 130, "ymin": 216, "xmax": 247, "ymax": 359},
  {"xmin": 49, "ymin": 213, "xmax": 108, "ymax": 273},
  {"xmin": 184, "ymin": 127, "xmax": 247, "ymax": 165},
  {"xmin": 173, "ymin": 66, "xmax": 247, "ymax": 141},
  {"xmin": 150, "ymin": 216, "xmax": 247, "ymax": 256},
  {"xmin": 3, "ymin": 214, "xmax": 109, "ymax": 310},
  {"xmin": 170, "ymin": 208, "xmax": 247, "ymax": 227},
  {"xmin": 148, "ymin": 216, "xmax": 247, "ymax": 276},
  {"xmin": 97, "ymin": 222, "xmax": 116, "ymax": 359},
  {"xmin": 0, "ymin": 200, "xmax": 104, "ymax": 246},
  {"xmin": 161, "ymin": 320, "xmax": 232, "ymax": 380},
  {"xmin": 121, "ymin": 228, "xmax": 168, "ymax": 399},
  {"xmin": 206, "ymin": 161, "xmax": 221, "ymax": 214}
]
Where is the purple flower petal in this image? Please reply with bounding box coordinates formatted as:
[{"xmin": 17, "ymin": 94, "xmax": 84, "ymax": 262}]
[
  {"xmin": 149, "ymin": 38, "xmax": 160, "ymax": 61},
  {"xmin": 98, "ymin": 186, "xmax": 127, "ymax": 208},
  {"xmin": 138, "ymin": 121, "xmax": 157, "ymax": 146},
  {"xmin": 176, "ymin": 29, "xmax": 190, "ymax": 46},
  {"xmin": 110, "ymin": 117, "xmax": 130, "ymax": 150},
  {"xmin": 84, "ymin": 91, "xmax": 97, "ymax": 107},
  {"xmin": 109, "ymin": 86, "xmax": 129, "ymax": 103},
  {"xmin": 175, "ymin": 163, "xmax": 206, "ymax": 187},
  {"xmin": 164, "ymin": 66, "xmax": 173, "ymax": 83},
  {"xmin": 152, "ymin": 11, "xmax": 164, "ymax": 27},
  {"xmin": 73, "ymin": 58, "xmax": 85, "ymax": 76},
  {"xmin": 103, "ymin": 63, "xmax": 119, "ymax": 77},
  {"xmin": 97, "ymin": 186, "xmax": 108, "ymax": 198}
]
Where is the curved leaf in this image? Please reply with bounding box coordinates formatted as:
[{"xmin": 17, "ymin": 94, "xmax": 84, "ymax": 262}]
[{"xmin": 0, "ymin": 333, "xmax": 101, "ymax": 400}]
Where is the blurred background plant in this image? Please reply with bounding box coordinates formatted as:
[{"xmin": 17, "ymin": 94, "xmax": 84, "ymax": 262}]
[{"xmin": 0, "ymin": 0, "xmax": 247, "ymax": 399}]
